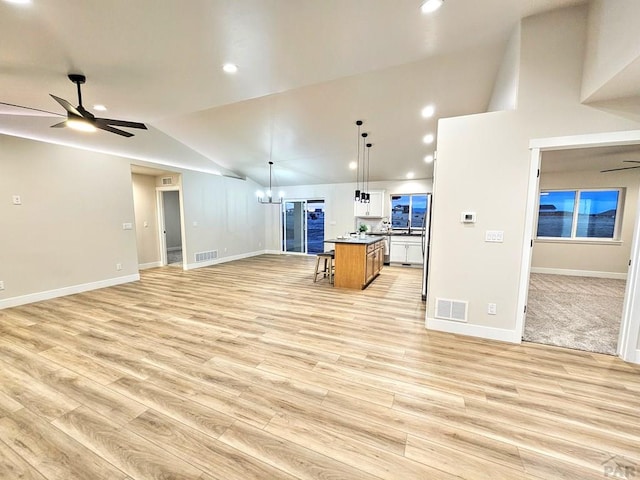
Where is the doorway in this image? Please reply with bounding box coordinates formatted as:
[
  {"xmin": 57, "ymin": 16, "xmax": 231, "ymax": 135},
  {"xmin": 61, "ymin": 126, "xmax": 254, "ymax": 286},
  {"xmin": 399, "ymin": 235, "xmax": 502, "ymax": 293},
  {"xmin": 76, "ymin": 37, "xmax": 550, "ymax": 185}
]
[
  {"xmin": 518, "ymin": 131, "xmax": 640, "ymax": 363},
  {"xmin": 158, "ymin": 189, "xmax": 184, "ymax": 267},
  {"xmin": 282, "ymin": 199, "xmax": 325, "ymax": 254}
]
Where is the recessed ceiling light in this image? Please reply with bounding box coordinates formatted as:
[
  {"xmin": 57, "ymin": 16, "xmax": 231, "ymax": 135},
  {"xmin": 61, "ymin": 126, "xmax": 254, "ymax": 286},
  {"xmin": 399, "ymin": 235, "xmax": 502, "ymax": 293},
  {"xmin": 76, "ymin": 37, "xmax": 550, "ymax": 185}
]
[
  {"xmin": 93, "ymin": 104, "xmax": 107, "ymax": 111},
  {"xmin": 421, "ymin": 0, "xmax": 444, "ymax": 14},
  {"xmin": 421, "ymin": 105, "xmax": 435, "ymax": 118},
  {"xmin": 423, "ymin": 133, "xmax": 434, "ymax": 144},
  {"xmin": 406, "ymin": 172, "xmax": 415, "ymax": 179},
  {"xmin": 3, "ymin": 0, "xmax": 32, "ymax": 4},
  {"xmin": 424, "ymin": 154, "xmax": 434, "ymax": 163},
  {"xmin": 223, "ymin": 63, "xmax": 238, "ymax": 74},
  {"xmin": 349, "ymin": 161, "xmax": 357, "ymax": 170}
]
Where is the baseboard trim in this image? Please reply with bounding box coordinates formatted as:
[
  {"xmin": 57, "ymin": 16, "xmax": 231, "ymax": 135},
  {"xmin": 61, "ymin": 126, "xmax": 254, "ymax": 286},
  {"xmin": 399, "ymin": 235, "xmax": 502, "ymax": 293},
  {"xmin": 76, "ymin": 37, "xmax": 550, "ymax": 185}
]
[
  {"xmin": 530, "ymin": 267, "xmax": 627, "ymax": 280},
  {"xmin": 184, "ymin": 250, "xmax": 266, "ymax": 270},
  {"xmin": 0, "ymin": 274, "xmax": 140, "ymax": 310},
  {"xmin": 139, "ymin": 261, "xmax": 162, "ymax": 270},
  {"xmin": 265, "ymin": 250, "xmax": 284, "ymax": 255},
  {"xmin": 426, "ymin": 317, "xmax": 521, "ymax": 344}
]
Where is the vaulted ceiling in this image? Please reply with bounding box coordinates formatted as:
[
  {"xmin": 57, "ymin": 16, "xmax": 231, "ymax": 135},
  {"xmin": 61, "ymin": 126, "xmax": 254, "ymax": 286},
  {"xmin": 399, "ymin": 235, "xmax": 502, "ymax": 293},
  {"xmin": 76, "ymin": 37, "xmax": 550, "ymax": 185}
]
[{"xmin": 0, "ymin": 0, "xmax": 588, "ymax": 186}]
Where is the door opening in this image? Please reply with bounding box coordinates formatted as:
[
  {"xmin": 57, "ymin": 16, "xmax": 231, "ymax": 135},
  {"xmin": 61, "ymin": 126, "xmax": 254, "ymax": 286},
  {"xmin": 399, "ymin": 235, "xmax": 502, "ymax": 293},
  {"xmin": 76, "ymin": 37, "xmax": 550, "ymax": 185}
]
[
  {"xmin": 282, "ymin": 199, "xmax": 325, "ymax": 254},
  {"xmin": 518, "ymin": 131, "xmax": 640, "ymax": 363},
  {"xmin": 158, "ymin": 189, "xmax": 184, "ymax": 267}
]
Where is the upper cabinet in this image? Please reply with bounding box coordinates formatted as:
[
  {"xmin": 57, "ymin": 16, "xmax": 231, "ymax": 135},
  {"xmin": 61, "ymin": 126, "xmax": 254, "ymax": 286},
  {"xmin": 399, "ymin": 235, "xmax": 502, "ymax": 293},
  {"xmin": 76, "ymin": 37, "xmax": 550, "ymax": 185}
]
[{"xmin": 354, "ymin": 190, "xmax": 384, "ymax": 218}]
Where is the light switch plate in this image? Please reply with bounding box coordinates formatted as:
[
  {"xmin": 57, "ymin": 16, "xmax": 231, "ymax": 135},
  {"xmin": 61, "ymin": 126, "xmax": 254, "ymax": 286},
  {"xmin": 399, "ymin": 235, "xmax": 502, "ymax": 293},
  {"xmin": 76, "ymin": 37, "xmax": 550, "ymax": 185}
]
[
  {"xmin": 485, "ymin": 230, "xmax": 504, "ymax": 242},
  {"xmin": 122, "ymin": 223, "xmax": 133, "ymax": 230}
]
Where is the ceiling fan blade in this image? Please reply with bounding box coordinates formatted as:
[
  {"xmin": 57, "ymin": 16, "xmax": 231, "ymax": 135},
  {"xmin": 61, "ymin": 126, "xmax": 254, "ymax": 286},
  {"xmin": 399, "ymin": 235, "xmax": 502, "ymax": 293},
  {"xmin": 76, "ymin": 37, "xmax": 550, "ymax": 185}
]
[
  {"xmin": 94, "ymin": 122, "xmax": 134, "ymax": 138},
  {"xmin": 600, "ymin": 166, "xmax": 640, "ymax": 172},
  {"xmin": 96, "ymin": 117, "xmax": 147, "ymax": 129},
  {"xmin": 49, "ymin": 94, "xmax": 83, "ymax": 118},
  {"xmin": 50, "ymin": 121, "xmax": 67, "ymax": 128}
]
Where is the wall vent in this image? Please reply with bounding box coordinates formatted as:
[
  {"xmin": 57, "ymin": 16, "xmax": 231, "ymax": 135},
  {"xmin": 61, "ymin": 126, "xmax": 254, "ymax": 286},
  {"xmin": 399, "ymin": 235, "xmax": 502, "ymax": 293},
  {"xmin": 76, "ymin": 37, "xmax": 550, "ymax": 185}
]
[
  {"xmin": 435, "ymin": 298, "xmax": 468, "ymax": 322},
  {"xmin": 161, "ymin": 176, "xmax": 173, "ymax": 186},
  {"xmin": 194, "ymin": 250, "xmax": 218, "ymax": 263}
]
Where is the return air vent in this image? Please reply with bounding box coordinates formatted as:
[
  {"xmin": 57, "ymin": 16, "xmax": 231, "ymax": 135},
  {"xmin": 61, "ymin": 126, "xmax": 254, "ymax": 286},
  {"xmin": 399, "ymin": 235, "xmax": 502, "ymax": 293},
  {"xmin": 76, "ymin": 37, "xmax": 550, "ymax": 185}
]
[
  {"xmin": 194, "ymin": 250, "xmax": 218, "ymax": 263},
  {"xmin": 161, "ymin": 176, "xmax": 173, "ymax": 186},
  {"xmin": 435, "ymin": 298, "xmax": 468, "ymax": 322}
]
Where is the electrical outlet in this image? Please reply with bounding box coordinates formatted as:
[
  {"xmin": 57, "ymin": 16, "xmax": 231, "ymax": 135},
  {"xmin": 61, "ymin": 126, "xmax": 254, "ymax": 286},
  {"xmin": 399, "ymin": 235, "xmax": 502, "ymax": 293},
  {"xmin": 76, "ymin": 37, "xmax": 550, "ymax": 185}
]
[
  {"xmin": 488, "ymin": 303, "xmax": 497, "ymax": 315},
  {"xmin": 0, "ymin": 280, "xmax": 4, "ymax": 290},
  {"xmin": 116, "ymin": 263, "xmax": 123, "ymax": 271}
]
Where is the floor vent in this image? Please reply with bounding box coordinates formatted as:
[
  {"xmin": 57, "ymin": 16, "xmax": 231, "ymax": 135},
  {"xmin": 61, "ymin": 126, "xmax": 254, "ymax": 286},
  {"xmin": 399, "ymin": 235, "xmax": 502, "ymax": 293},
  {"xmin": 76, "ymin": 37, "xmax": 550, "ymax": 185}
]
[
  {"xmin": 194, "ymin": 250, "xmax": 218, "ymax": 263},
  {"xmin": 161, "ymin": 176, "xmax": 173, "ymax": 186},
  {"xmin": 435, "ymin": 298, "xmax": 468, "ymax": 322}
]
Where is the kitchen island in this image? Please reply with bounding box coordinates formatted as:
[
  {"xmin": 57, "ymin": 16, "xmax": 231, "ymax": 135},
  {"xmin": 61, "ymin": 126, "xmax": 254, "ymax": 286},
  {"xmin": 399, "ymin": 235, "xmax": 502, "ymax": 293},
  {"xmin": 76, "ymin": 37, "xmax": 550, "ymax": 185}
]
[{"xmin": 324, "ymin": 236, "xmax": 385, "ymax": 289}]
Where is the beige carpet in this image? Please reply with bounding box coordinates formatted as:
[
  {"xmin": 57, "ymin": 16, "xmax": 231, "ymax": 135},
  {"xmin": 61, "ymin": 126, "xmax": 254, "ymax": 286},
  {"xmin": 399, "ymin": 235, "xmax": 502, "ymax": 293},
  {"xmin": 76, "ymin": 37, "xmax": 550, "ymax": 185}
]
[{"xmin": 523, "ymin": 273, "xmax": 626, "ymax": 355}]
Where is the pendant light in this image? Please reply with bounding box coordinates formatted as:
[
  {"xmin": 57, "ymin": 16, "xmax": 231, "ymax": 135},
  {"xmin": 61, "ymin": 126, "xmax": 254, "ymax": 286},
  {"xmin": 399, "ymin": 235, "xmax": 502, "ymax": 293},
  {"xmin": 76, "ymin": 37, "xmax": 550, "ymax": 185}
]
[
  {"xmin": 360, "ymin": 132, "xmax": 369, "ymax": 203},
  {"xmin": 354, "ymin": 120, "xmax": 363, "ymax": 202},
  {"xmin": 364, "ymin": 142, "xmax": 372, "ymax": 203},
  {"xmin": 257, "ymin": 161, "xmax": 284, "ymax": 204}
]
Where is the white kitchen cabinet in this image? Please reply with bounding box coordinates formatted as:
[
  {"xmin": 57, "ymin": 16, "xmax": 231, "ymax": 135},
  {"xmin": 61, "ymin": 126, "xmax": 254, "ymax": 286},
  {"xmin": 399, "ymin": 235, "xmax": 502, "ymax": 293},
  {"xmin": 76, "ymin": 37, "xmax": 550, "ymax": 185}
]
[
  {"xmin": 389, "ymin": 236, "xmax": 423, "ymax": 265},
  {"xmin": 354, "ymin": 190, "xmax": 384, "ymax": 218}
]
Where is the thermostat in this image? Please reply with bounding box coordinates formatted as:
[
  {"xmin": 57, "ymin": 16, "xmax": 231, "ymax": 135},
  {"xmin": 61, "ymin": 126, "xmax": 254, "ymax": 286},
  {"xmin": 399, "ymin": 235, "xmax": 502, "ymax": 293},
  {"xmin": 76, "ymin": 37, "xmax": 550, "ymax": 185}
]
[{"xmin": 461, "ymin": 212, "xmax": 476, "ymax": 223}]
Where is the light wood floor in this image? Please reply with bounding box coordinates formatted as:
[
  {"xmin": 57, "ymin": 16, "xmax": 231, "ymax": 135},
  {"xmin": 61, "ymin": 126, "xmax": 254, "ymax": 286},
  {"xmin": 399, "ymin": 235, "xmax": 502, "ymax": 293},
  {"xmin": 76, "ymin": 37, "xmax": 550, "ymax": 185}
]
[{"xmin": 1, "ymin": 254, "xmax": 639, "ymax": 480}]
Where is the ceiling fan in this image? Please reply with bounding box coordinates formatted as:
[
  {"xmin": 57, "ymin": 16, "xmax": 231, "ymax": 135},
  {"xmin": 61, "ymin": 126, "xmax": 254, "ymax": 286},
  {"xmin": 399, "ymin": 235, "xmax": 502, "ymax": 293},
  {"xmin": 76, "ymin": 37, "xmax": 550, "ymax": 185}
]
[
  {"xmin": 49, "ymin": 74, "xmax": 147, "ymax": 138},
  {"xmin": 601, "ymin": 161, "xmax": 640, "ymax": 173}
]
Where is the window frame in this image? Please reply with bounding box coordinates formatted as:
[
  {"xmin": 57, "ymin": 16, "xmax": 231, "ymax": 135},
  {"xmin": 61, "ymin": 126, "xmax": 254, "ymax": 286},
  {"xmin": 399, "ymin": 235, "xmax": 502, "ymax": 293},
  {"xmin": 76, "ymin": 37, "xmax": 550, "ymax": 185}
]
[
  {"xmin": 390, "ymin": 193, "xmax": 429, "ymax": 231},
  {"xmin": 536, "ymin": 187, "xmax": 624, "ymax": 242}
]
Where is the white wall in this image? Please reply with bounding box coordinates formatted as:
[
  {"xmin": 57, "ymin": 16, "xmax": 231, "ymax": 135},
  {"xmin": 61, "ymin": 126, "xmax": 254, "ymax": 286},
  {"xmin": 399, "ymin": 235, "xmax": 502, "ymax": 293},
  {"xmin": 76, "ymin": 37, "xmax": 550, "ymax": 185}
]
[
  {"xmin": 582, "ymin": 0, "xmax": 640, "ymax": 102},
  {"xmin": 180, "ymin": 171, "xmax": 266, "ymax": 266},
  {"xmin": 487, "ymin": 24, "xmax": 520, "ymax": 112},
  {"xmin": 0, "ymin": 134, "xmax": 139, "ymax": 307},
  {"xmin": 427, "ymin": 5, "xmax": 640, "ymax": 342},
  {"xmin": 532, "ymin": 168, "xmax": 639, "ymax": 277},
  {"xmin": 0, "ymin": 135, "xmax": 268, "ymax": 307},
  {"xmin": 131, "ymin": 173, "xmax": 161, "ymax": 267}
]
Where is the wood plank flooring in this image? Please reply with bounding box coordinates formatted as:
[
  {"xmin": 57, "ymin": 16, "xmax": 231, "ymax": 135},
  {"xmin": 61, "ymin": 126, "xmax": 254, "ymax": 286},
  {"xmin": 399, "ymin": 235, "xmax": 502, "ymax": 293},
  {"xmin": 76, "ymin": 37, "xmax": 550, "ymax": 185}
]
[{"xmin": 1, "ymin": 254, "xmax": 639, "ymax": 480}]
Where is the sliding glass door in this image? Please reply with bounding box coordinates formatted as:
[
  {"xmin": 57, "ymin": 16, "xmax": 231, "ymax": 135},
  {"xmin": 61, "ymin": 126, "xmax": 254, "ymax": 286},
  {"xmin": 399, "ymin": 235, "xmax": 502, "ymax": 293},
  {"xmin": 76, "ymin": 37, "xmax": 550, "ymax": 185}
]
[{"xmin": 283, "ymin": 199, "xmax": 325, "ymax": 254}]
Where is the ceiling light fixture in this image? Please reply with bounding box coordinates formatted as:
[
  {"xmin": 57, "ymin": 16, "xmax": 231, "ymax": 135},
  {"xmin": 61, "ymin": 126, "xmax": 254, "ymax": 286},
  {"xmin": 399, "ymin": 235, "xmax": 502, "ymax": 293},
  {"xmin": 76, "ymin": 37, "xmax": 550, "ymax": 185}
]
[
  {"xmin": 421, "ymin": 105, "xmax": 435, "ymax": 118},
  {"xmin": 420, "ymin": 0, "xmax": 444, "ymax": 14},
  {"xmin": 424, "ymin": 154, "xmax": 434, "ymax": 163},
  {"xmin": 223, "ymin": 63, "xmax": 238, "ymax": 74},
  {"xmin": 256, "ymin": 161, "xmax": 284, "ymax": 204},
  {"xmin": 364, "ymin": 142, "xmax": 373, "ymax": 203},
  {"xmin": 66, "ymin": 117, "xmax": 97, "ymax": 132},
  {"xmin": 354, "ymin": 120, "xmax": 363, "ymax": 202},
  {"xmin": 360, "ymin": 132, "xmax": 370, "ymax": 203},
  {"xmin": 349, "ymin": 161, "xmax": 357, "ymax": 170},
  {"xmin": 423, "ymin": 133, "xmax": 434, "ymax": 144},
  {"xmin": 93, "ymin": 104, "xmax": 107, "ymax": 111},
  {"xmin": 406, "ymin": 172, "xmax": 415, "ymax": 179},
  {"xmin": 3, "ymin": 0, "xmax": 32, "ymax": 5}
]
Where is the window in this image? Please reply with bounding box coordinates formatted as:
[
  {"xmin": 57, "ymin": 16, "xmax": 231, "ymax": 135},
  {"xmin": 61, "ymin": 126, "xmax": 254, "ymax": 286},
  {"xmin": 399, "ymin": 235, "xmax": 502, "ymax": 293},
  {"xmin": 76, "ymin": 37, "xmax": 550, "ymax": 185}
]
[
  {"xmin": 537, "ymin": 189, "xmax": 622, "ymax": 240},
  {"xmin": 391, "ymin": 194, "xmax": 428, "ymax": 230}
]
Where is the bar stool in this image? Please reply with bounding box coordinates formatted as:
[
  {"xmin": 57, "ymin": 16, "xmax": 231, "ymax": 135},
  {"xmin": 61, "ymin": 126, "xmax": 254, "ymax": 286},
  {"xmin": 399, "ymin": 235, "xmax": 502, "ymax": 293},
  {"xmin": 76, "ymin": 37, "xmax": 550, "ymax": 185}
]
[{"xmin": 314, "ymin": 250, "xmax": 335, "ymax": 284}]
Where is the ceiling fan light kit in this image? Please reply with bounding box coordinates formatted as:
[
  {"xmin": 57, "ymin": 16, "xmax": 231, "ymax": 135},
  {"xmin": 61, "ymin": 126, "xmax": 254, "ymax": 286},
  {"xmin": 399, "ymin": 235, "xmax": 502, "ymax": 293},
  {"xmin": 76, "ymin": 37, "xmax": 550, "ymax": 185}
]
[{"xmin": 49, "ymin": 74, "xmax": 148, "ymax": 137}]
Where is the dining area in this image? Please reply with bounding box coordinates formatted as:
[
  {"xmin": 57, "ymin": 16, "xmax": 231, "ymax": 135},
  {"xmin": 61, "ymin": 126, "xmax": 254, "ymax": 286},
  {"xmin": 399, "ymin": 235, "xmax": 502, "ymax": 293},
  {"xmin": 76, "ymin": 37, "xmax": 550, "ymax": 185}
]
[{"xmin": 313, "ymin": 236, "xmax": 385, "ymax": 289}]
